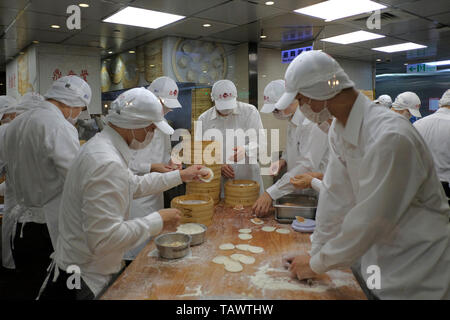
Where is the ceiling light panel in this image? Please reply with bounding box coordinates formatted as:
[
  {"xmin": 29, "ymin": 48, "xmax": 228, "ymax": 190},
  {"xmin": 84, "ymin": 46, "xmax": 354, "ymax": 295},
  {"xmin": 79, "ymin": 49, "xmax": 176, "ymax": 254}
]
[
  {"xmin": 321, "ymin": 30, "xmax": 385, "ymax": 44},
  {"xmin": 103, "ymin": 7, "xmax": 185, "ymax": 29},
  {"xmin": 372, "ymin": 42, "xmax": 427, "ymax": 53}
]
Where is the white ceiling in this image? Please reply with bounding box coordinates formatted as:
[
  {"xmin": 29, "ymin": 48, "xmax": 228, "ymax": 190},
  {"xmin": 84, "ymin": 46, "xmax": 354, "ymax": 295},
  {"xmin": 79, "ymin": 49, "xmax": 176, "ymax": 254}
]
[{"xmin": 0, "ymin": 0, "xmax": 449, "ymax": 73}]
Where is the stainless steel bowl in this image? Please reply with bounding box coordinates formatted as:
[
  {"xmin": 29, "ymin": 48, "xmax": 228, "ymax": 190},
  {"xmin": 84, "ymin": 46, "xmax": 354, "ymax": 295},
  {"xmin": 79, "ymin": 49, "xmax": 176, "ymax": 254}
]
[
  {"xmin": 154, "ymin": 232, "xmax": 192, "ymax": 259},
  {"xmin": 181, "ymin": 223, "xmax": 207, "ymax": 246},
  {"xmin": 273, "ymin": 189, "xmax": 318, "ymax": 223}
]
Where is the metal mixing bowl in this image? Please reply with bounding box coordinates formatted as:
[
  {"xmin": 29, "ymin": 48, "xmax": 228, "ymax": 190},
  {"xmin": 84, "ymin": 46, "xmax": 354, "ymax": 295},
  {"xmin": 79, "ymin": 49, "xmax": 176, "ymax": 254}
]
[
  {"xmin": 183, "ymin": 223, "xmax": 207, "ymax": 246},
  {"xmin": 154, "ymin": 232, "xmax": 192, "ymax": 259}
]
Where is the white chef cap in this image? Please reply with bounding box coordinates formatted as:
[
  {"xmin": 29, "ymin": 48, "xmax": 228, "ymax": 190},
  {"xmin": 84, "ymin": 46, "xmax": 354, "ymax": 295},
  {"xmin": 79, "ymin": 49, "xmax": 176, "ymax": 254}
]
[
  {"xmin": 392, "ymin": 91, "xmax": 422, "ymax": 118},
  {"xmin": 261, "ymin": 80, "xmax": 285, "ymax": 113},
  {"xmin": 106, "ymin": 87, "xmax": 174, "ymax": 134},
  {"xmin": 148, "ymin": 76, "xmax": 182, "ymax": 109},
  {"xmin": 44, "ymin": 75, "xmax": 92, "ymax": 108},
  {"xmin": 438, "ymin": 89, "xmax": 450, "ymax": 108},
  {"xmin": 276, "ymin": 50, "xmax": 354, "ymax": 110},
  {"xmin": 374, "ymin": 94, "xmax": 392, "ymax": 108}
]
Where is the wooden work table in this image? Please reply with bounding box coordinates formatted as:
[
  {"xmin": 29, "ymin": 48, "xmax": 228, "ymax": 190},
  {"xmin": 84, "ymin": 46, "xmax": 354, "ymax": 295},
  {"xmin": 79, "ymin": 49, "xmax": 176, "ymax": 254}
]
[{"xmin": 101, "ymin": 204, "xmax": 366, "ymax": 300}]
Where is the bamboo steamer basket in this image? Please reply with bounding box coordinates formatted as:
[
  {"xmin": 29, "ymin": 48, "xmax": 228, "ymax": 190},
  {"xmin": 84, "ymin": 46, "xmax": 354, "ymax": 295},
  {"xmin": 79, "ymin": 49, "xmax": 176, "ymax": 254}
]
[
  {"xmin": 224, "ymin": 179, "xmax": 260, "ymax": 207},
  {"xmin": 171, "ymin": 194, "xmax": 214, "ymax": 226}
]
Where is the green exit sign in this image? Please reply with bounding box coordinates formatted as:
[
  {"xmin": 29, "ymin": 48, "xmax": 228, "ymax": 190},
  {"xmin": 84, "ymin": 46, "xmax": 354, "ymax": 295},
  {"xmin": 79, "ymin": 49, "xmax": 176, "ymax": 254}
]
[{"xmin": 406, "ymin": 63, "xmax": 437, "ymax": 73}]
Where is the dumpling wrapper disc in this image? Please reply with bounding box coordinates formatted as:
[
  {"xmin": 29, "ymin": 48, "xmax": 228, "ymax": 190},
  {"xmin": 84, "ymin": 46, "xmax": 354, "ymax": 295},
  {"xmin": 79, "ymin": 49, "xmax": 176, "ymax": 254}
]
[
  {"xmin": 224, "ymin": 260, "xmax": 243, "ymax": 272},
  {"xmin": 212, "ymin": 256, "xmax": 231, "ymax": 264},
  {"xmin": 199, "ymin": 167, "xmax": 214, "ymax": 183},
  {"xmin": 276, "ymin": 228, "xmax": 291, "ymax": 234},
  {"xmin": 238, "ymin": 234, "xmax": 252, "ymax": 240},
  {"xmin": 248, "ymin": 246, "xmax": 264, "ymax": 254},
  {"xmin": 219, "ymin": 243, "xmax": 235, "ymax": 250},
  {"xmin": 262, "ymin": 226, "xmax": 276, "ymax": 232},
  {"xmin": 239, "ymin": 228, "xmax": 251, "ymax": 234}
]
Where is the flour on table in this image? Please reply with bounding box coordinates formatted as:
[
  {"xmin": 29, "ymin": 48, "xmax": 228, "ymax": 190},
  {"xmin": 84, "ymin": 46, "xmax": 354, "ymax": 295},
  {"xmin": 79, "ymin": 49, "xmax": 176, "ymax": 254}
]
[
  {"xmin": 238, "ymin": 234, "xmax": 252, "ymax": 240},
  {"xmin": 262, "ymin": 226, "xmax": 276, "ymax": 232},
  {"xmin": 219, "ymin": 243, "xmax": 235, "ymax": 250},
  {"xmin": 239, "ymin": 228, "xmax": 252, "ymax": 234},
  {"xmin": 276, "ymin": 228, "xmax": 290, "ymax": 234},
  {"xmin": 177, "ymin": 285, "xmax": 204, "ymax": 297}
]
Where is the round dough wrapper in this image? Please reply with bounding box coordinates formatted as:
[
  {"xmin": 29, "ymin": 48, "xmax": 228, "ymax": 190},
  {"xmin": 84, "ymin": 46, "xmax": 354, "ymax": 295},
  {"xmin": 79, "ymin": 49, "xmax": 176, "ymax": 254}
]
[
  {"xmin": 276, "ymin": 228, "xmax": 291, "ymax": 234},
  {"xmin": 230, "ymin": 254, "xmax": 255, "ymax": 265},
  {"xmin": 238, "ymin": 234, "xmax": 252, "ymax": 240},
  {"xmin": 262, "ymin": 226, "xmax": 276, "ymax": 232},
  {"xmin": 248, "ymin": 246, "xmax": 264, "ymax": 254},
  {"xmin": 219, "ymin": 243, "xmax": 235, "ymax": 250},
  {"xmin": 224, "ymin": 260, "xmax": 243, "ymax": 272},
  {"xmin": 250, "ymin": 218, "xmax": 264, "ymax": 225},
  {"xmin": 199, "ymin": 167, "xmax": 214, "ymax": 183},
  {"xmin": 239, "ymin": 228, "xmax": 251, "ymax": 234},
  {"xmin": 236, "ymin": 244, "xmax": 250, "ymax": 251},
  {"xmin": 212, "ymin": 256, "xmax": 231, "ymax": 265}
]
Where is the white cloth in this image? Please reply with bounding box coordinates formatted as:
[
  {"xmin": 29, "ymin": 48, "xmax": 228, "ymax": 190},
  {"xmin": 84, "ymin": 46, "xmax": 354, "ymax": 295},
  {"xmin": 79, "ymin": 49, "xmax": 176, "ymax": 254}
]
[
  {"xmin": 0, "ymin": 100, "xmax": 80, "ymax": 249},
  {"xmin": 125, "ymin": 128, "xmax": 172, "ymax": 260},
  {"xmin": 266, "ymin": 109, "xmax": 329, "ymax": 200},
  {"xmin": 53, "ymin": 125, "xmax": 182, "ymax": 297},
  {"xmin": 196, "ymin": 101, "xmax": 265, "ymax": 195},
  {"xmin": 413, "ymin": 107, "xmax": 450, "ymax": 184},
  {"xmin": 309, "ymin": 93, "xmax": 450, "ymax": 299}
]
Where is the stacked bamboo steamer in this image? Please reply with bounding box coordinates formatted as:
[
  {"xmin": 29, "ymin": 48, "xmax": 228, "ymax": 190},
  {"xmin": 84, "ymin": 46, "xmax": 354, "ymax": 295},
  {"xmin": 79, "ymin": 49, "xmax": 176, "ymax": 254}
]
[
  {"xmin": 224, "ymin": 179, "xmax": 260, "ymax": 207},
  {"xmin": 171, "ymin": 194, "xmax": 214, "ymax": 226},
  {"xmin": 185, "ymin": 140, "xmax": 222, "ymax": 205}
]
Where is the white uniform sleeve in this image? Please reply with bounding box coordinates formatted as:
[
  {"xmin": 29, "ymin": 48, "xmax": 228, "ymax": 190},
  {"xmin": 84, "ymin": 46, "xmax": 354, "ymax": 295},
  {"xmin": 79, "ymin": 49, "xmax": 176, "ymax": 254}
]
[
  {"xmin": 0, "ymin": 181, "xmax": 5, "ymax": 197},
  {"xmin": 82, "ymin": 161, "xmax": 164, "ymax": 255},
  {"xmin": 130, "ymin": 169, "xmax": 182, "ymax": 199},
  {"xmin": 48, "ymin": 125, "xmax": 80, "ymax": 177},
  {"xmin": 310, "ymin": 133, "xmax": 426, "ymax": 274},
  {"xmin": 163, "ymin": 134, "xmax": 172, "ymax": 164},
  {"xmin": 266, "ymin": 162, "xmax": 309, "ymax": 200},
  {"xmin": 311, "ymin": 178, "xmax": 323, "ymax": 193}
]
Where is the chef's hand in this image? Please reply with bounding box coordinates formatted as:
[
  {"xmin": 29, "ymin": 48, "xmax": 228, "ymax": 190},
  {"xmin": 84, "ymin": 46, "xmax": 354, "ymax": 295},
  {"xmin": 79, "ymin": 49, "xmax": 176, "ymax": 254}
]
[
  {"xmin": 288, "ymin": 254, "xmax": 318, "ymax": 281},
  {"xmin": 221, "ymin": 164, "xmax": 235, "ymax": 179},
  {"xmin": 228, "ymin": 146, "xmax": 246, "ymax": 162},
  {"xmin": 269, "ymin": 159, "xmax": 286, "ymax": 176},
  {"xmin": 168, "ymin": 159, "xmax": 182, "ymax": 170},
  {"xmin": 180, "ymin": 165, "xmax": 205, "ymax": 182},
  {"xmin": 306, "ymin": 172, "xmax": 324, "ymax": 180},
  {"xmin": 290, "ymin": 174, "xmax": 314, "ymax": 189},
  {"xmin": 252, "ymin": 192, "xmax": 273, "ymax": 217},
  {"xmin": 282, "ymin": 252, "xmax": 298, "ymax": 269},
  {"xmin": 158, "ymin": 208, "xmax": 181, "ymax": 232},
  {"xmin": 151, "ymin": 163, "xmax": 175, "ymax": 173}
]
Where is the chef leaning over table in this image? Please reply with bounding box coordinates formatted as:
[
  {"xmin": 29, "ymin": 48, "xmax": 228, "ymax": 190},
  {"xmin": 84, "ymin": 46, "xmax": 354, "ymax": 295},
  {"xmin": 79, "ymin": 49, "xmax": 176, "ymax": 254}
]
[
  {"xmin": 195, "ymin": 79, "xmax": 265, "ymax": 196},
  {"xmin": 280, "ymin": 50, "xmax": 450, "ymax": 300},
  {"xmin": 37, "ymin": 87, "xmax": 207, "ymax": 300},
  {"xmin": 0, "ymin": 76, "xmax": 89, "ymax": 300},
  {"xmin": 125, "ymin": 76, "xmax": 183, "ymax": 261},
  {"xmin": 414, "ymin": 89, "xmax": 450, "ymax": 206},
  {"xmin": 252, "ymin": 79, "xmax": 329, "ymax": 217},
  {"xmin": 1, "ymin": 93, "xmax": 44, "ymax": 271}
]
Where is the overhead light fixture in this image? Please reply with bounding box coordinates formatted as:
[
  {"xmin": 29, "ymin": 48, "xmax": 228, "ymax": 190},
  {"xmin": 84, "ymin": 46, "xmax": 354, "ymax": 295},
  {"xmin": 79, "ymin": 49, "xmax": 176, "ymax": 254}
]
[
  {"xmin": 150, "ymin": 64, "xmax": 155, "ymax": 67},
  {"xmin": 265, "ymin": 1, "xmax": 275, "ymax": 5},
  {"xmin": 129, "ymin": 50, "xmax": 135, "ymax": 53},
  {"xmin": 203, "ymin": 23, "xmax": 211, "ymax": 27},
  {"xmin": 404, "ymin": 63, "xmax": 408, "ymax": 65},
  {"xmin": 108, "ymin": 51, "xmax": 113, "ymax": 54},
  {"xmin": 260, "ymin": 29, "xmax": 267, "ymax": 39},
  {"xmin": 50, "ymin": 24, "xmax": 60, "ymax": 29},
  {"xmin": 294, "ymin": 0, "xmax": 386, "ymax": 22},
  {"xmin": 425, "ymin": 59, "xmax": 450, "ymax": 66},
  {"xmin": 32, "ymin": 40, "xmax": 39, "ymax": 44},
  {"xmin": 321, "ymin": 30, "xmax": 385, "ymax": 44},
  {"xmin": 79, "ymin": 3, "xmax": 89, "ymax": 7},
  {"xmin": 376, "ymin": 58, "xmax": 381, "ymax": 62},
  {"xmin": 19, "ymin": 52, "xmax": 25, "ymax": 55},
  {"xmin": 372, "ymin": 42, "xmax": 426, "ymax": 53},
  {"xmin": 103, "ymin": 6, "xmax": 185, "ymax": 29}
]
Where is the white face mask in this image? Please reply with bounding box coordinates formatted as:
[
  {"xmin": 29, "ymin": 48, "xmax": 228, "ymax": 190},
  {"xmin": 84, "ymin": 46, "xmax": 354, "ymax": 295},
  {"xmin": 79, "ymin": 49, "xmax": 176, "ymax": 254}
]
[
  {"xmin": 129, "ymin": 128, "xmax": 154, "ymax": 150},
  {"xmin": 300, "ymin": 99, "xmax": 332, "ymax": 124},
  {"xmin": 317, "ymin": 121, "xmax": 330, "ymax": 134},
  {"xmin": 273, "ymin": 110, "xmax": 293, "ymax": 120},
  {"xmin": 67, "ymin": 108, "xmax": 81, "ymax": 126}
]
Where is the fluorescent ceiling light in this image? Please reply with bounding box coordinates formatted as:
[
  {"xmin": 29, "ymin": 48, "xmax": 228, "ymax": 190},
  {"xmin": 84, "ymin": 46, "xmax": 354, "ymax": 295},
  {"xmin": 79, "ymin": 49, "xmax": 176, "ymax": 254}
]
[
  {"xmin": 425, "ymin": 60, "xmax": 450, "ymax": 66},
  {"xmin": 372, "ymin": 42, "xmax": 426, "ymax": 53},
  {"xmin": 321, "ymin": 30, "xmax": 385, "ymax": 44},
  {"xmin": 294, "ymin": 0, "xmax": 386, "ymax": 22},
  {"xmin": 103, "ymin": 6, "xmax": 185, "ymax": 29}
]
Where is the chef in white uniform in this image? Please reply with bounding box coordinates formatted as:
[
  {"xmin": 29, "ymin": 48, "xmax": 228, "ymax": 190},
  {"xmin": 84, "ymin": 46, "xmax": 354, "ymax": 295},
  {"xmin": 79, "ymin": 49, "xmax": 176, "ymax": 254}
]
[
  {"xmin": 196, "ymin": 80, "xmax": 265, "ymax": 196},
  {"xmin": 1, "ymin": 92, "xmax": 43, "ymax": 270},
  {"xmin": 252, "ymin": 80, "xmax": 329, "ymax": 216},
  {"xmin": 280, "ymin": 51, "xmax": 449, "ymax": 299},
  {"xmin": 125, "ymin": 77, "xmax": 183, "ymax": 260},
  {"xmin": 373, "ymin": 94, "xmax": 392, "ymax": 108},
  {"xmin": 38, "ymin": 88, "xmax": 206, "ymax": 300},
  {"xmin": 391, "ymin": 91, "xmax": 422, "ymax": 120},
  {"xmin": 0, "ymin": 77, "xmax": 90, "ymax": 299},
  {"xmin": 414, "ymin": 89, "xmax": 450, "ymax": 205}
]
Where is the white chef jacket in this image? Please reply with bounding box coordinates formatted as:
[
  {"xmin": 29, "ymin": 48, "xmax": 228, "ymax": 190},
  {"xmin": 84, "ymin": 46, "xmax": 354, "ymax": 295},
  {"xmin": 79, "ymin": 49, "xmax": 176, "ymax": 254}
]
[
  {"xmin": 309, "ymin": 93, "xmax": 450, "ymax": 299},
  {"xmin": 413, "ymin": 107, "xmax": 450, "ymax": 184},
  {"xmin": 53, "ymin": 125, "xmax": 183, "ymax": 297},
  {"xmin": 0, "ymin": 101, "xmax": 80, "ymax": 249},
  {"xmin": 125, "ymin": 128, "xmax": 172, "ymax": 260},
  {"xmin": 266, "ymin": 109, "xmax": 329, "ymax": 200},
  {"xmin": 196, "ymin": 101, "xmax": 265, "ymax": 195}
]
